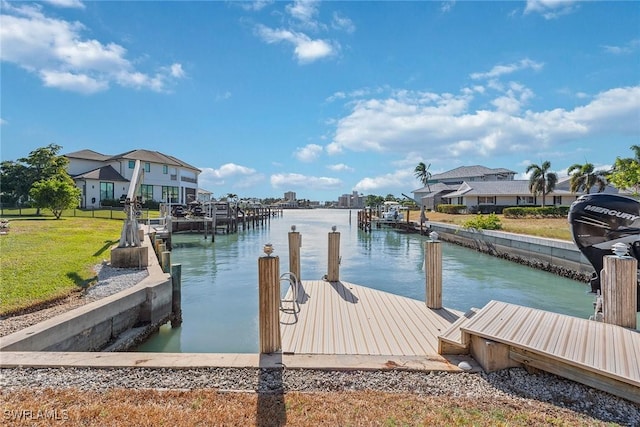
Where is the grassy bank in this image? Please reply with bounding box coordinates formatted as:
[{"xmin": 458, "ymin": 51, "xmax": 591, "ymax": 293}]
[
  {"xmin": 0, "ymin": 217, "xmax": 122, "ymax": 316},
  {"xmin": 407, "ymin": 210, "xmax": 572, "ymax": 241},
  {"xmin": 0, "ymin": 389, "xmax": 615, "ymax": 426}
]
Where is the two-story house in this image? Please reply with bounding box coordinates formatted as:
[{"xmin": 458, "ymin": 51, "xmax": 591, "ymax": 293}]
[{"xmin": 65, "ymin": 149, "xmax": 200, "ymax": 209}]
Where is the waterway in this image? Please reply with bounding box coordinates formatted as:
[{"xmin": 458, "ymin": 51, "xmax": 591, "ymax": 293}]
[{"xmin": 137, "ymin": 209, "xmax": 601, "ymax": 353}]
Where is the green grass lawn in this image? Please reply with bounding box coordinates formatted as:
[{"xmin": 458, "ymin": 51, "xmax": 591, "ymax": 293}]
[{"xmin": 0, "ymin": 216, "xmax": 123, "ymax": 316}]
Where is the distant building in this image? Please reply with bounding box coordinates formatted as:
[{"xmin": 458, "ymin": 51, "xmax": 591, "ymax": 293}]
[
  {"xmin": 65, "ymin": 149, "xmax": 200, "ymax": 209},
  {"xmin": 337, "ymin": 191, "xmax": 364, "ymax": 208}
]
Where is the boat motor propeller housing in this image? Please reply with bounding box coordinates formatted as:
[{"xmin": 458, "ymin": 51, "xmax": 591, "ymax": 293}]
[{"xmin": 568, "ymin": 193, "xmax": 640, "ymax": 311}]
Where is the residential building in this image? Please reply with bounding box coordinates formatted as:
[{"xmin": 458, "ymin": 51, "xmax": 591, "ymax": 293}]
[
  {"xmin": 412, "ymin": 165, "xmax": 621, "ymax": 213},
  {"xmin": 65, "ymin": 149, "xmax": 200, "ymax": 209},
  {"xmin": 412, "ymin": 165, "xmax": 517, "ymax": 210},
  {"xmin": 337, "ymin": 191, "xmax": 364, "ymax": 208},
  {"xmin": 284, "ymin": 191, "xmax": 297, "ymax": 202}
]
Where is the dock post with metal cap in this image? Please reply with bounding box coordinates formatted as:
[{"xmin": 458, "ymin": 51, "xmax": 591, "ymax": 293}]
[
  {"xmin": 327, "ymin": 226, "xmax": 340, "ymax": 282},
  {"xmin": 258, "ymin": 243, "xmax": 281, "ymax": 353},
  {"xmin": 288, "ymin": 225, "xmax": 301, "ymax": 283},
  {"xmin": 425, "ymin": 232, "xmax": 442, "ymax": 309},
  {"xmin": 602, "ymin": 243, "xmax": 638, "ymax": 329}
]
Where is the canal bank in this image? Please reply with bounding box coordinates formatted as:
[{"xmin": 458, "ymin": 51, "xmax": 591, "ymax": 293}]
[{"xmin": 427, "ymin": 222, "xmax": 594, "ymax": 282}]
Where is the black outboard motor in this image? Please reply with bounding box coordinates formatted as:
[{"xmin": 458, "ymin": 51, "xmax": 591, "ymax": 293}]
[{"xmin": 568, "ymin": 193, "xmax": 640, "ymax": 311}]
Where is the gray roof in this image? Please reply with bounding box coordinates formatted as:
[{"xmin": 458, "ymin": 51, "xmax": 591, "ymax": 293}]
[
  {"xmin": 72, "ymin": 165, "xmax": 128, "ymax": 182},
  {"xmin": 430, "ymin": 165, "xmax": 516, "ymax": 181},
  {"xmin": 109, "ymin": 149, "xmax": 200, "ymax": 172},
  {"xmin": 444, "ymin": 180, "xmax": 577, "ymax": 198},
  {"xmin": 65, "ymin": 149, "xmax": 200, "ymax": 172},
  {"xmin": 413, "ymin": 182, "xmax": 458, "ymax": 196},
  {"xmin": 65, "ymin": 149, "xmax": 111, "ymax": 162}
]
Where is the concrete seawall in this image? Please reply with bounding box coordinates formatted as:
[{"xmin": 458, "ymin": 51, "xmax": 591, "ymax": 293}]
[
  {"xmin": 429, "ymin": 222, "xmax": 594, "ymax": 281},
  {"xmin": 0, "ymin": 234, "xmax": 172, "ymax": 352}
]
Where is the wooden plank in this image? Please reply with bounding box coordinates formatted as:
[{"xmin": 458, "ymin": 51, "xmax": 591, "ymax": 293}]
[{"xmin": 510, "ymin": 347, "xmax": 640, "ymax": 405}]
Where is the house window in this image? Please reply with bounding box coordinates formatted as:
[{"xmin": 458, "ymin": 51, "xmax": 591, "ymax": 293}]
[
  {"xmin": 162, "ymin": 186, "xmax": 179, "ymax": 203},
  {"xmin": 163, "ymin": 165, "xmax": 168, "ymax": 174},
  {"xmin": 100, "ymin": 182, "xmax": 114, "ymax": 201},
  {"xmin": 477, "ymin": 196, "xmax": 495, "ymax": 204},
  {"xmin": 517, "ymin": 196, "xmax": 535, "ymax": 205},
  {"xmin": 144, "ymin": 162, "xmax": 151, "ymax": 173},
  {"xmin": 140, "ymin": 184, "xmax": 154, "ymax": 202},
  {"xmin": 128, "ymin": 160, "xmax": 135, "ymax": 169},
  {"xmin": 553, "ymin": 196, "xmax": 562, "ymax": 205}
]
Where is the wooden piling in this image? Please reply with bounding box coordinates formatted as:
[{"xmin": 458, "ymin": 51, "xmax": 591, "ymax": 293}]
[
  {"xmin": 288, "ymin": 230, "xmax": 301, "ymax": 283},
  {"xmin": 327, "ymin": 230, "xmax": 340, "ymax": 282},
  {"xmin": 161, "ymin": 250, "xmax": 171, "ymax": 274},
  {"xmin": 171, "ymin": 263, "xmax": 182, "ymax": 326},
  {"xmin": 258, "ymin": 253, "xmax": 281, "ymax": 353},
  {"xmin": 425, "ymin": 240, "xmax": 442, "ymax": 309},
  {"xmin": 602, "ymin": 255, "xmax": 637, "ymax": 329}
]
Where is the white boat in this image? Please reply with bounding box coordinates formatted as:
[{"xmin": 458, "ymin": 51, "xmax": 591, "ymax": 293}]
[{"xmin": 381, "ymin": 201, "xmax": 404, "ymax": 221}]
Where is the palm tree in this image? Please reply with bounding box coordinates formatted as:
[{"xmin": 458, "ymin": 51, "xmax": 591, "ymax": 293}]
[
  {"xmin": 525, "ymin": 161, "xmax": 558, "ymax": 207},
  {"xmin": 414, "ymin": 162, "xmax": 432, "ymax": 190},
  {"xmin": 567, "ymin": 162, "xmax": 607, "ymax": 194}
]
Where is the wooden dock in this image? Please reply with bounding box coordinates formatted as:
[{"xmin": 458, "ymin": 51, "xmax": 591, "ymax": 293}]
[
  {"xmin": 278, "ymin": 281, "xmax": 640, "ymax": 403},
  {"xmin": 280, "ymin": 280, "xmax": 461, "ymax": 356},
  {"xmin": 450, "ymin": 300, "xmax": 640, "ymax": 404}
]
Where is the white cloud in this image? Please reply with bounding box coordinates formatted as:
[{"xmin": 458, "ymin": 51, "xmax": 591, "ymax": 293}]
[
  {"xmin": 327, "ymin": 163, "xmax": 354, "ymax": 172},
  {"xmin": 328, "ymin": 84, "xmax": 640, "ymax": 164},
  {"xmin": 440, "ymin": 1, "xmax": 456, "ymax": 14},
  {"xmin": 524, "ymin": 0, "xmax": 579, "ymax": 19},
  {"xmin": 353, "ymin": 169, "xmax": 414, "ymax": 194},
  {"xmin": 271, "ymin": 173, "xmax": 342, "ymax": 190},
  {"xmin": 255, "ymin": 25, "xmax": 335, "ymax": 63},
  {"xmin": 602, "ymin": 39, "xmax": 640, "ymax": 55},
  {"xmin": 42, "ymin": 0, "xmax": 85, "ymax": 9},
  {"xmin": 0, "ymin": 3, "xmax": 185, "ymax": 94},
  {"xmin": 295, "ymin": 144, "xmax": 323, "ymax": 162},
  {"xmin": 239, "ymin": 1, "xmax": 274, "ymax": 12},
  {"xmin": 286, "ymin": 0, "xmax": 320, "ymax": 28},
  {"xmin": 470, "ymin": 59, "xmax": 544, "ymax": 80},
  {"xmin": 197, "ymin": 163, "xmax": 259, "ymax": 193},
  {"xmin": 332, "ymin": 12, "xmax": 355, "ymax": 33}
]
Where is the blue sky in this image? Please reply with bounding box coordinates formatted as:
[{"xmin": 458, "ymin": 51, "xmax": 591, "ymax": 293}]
[{"xmin": 1, "ymin": 0, "xmax": 639, "ymax": 202}]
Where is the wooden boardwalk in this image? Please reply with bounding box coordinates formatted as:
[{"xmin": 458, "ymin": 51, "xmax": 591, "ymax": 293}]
[
  {"xmin": 280, "ymin": 280, "xmax": 461, "ymax": 356},
  {"xmin": 460, "ymin": 300, "xmax": 640, "ymax": 403}
]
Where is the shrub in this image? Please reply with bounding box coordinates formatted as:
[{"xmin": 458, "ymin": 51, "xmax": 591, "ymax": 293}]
[
  {"xmin": 503, "ymin": 206, "xmax": 570, "ymax": 218},
  {"xmin": 462, "ymin": 213, "xmax": 502, "ymax": 230},
  {"xmin": 436, "ymin": 204, "xmax": 466, "ymax": 214}
]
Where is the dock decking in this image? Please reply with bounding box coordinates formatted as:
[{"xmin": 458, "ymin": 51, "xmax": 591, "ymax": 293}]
[{"xmin": 280, "ymin": 280, "xmax": 461, "ymax": 356}]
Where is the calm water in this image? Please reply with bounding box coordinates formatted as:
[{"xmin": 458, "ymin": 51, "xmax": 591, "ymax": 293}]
[{"xmin": 137, "ymin": 209, "xmax": 603, "ymax": 353}]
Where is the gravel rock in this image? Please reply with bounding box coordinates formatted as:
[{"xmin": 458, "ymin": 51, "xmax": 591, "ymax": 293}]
[
  {"xmin": 0, "ymin": 367, "xmax": 638, "ymax": 425},
  {"xmin": 0, "ymin": 263, "xmax": 147, "ymax": 337}
]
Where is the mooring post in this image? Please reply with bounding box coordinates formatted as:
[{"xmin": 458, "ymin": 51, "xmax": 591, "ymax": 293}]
[
  {"xmin": 161, "ymin": 250, "xmax": 171, "ymax": 274},
  {"xmin": 602, "ymin": 245, "xmax": 637, "ymax": 329},
  {"xmin": 425, "ymin": 234, "xmax": 442, "ymax": 309},
  {"xmin": 258, "ymin": 244, "xmax": 281, "ymax": 353},
  {"xmin": 327, "ymin": 226, "xmax": 340, "ymax": 282},
  {"xmin": 288, "ymin": 225, "xmax": 301, "ymax": 283},
  {"xmin": 171, "ymin": 263, "xmax": 182, "ymax": 326}
]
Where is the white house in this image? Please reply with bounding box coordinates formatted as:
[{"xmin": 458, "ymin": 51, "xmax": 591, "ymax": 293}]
[
  {"xmin": 412, "ymin": 165, "xmax": 621, "ymax": 213},
  {"xmin": 65, "ymin": 149, "xmax": 201, "ymax": 209},
  {"xmin": 412, "ymin": 165, "xmax": 517, "ymax": 210}
]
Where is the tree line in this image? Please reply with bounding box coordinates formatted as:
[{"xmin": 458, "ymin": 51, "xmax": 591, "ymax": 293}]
[{"xmin": 1, "ymin": 144, "xmax": 80, "ymax": 219}]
